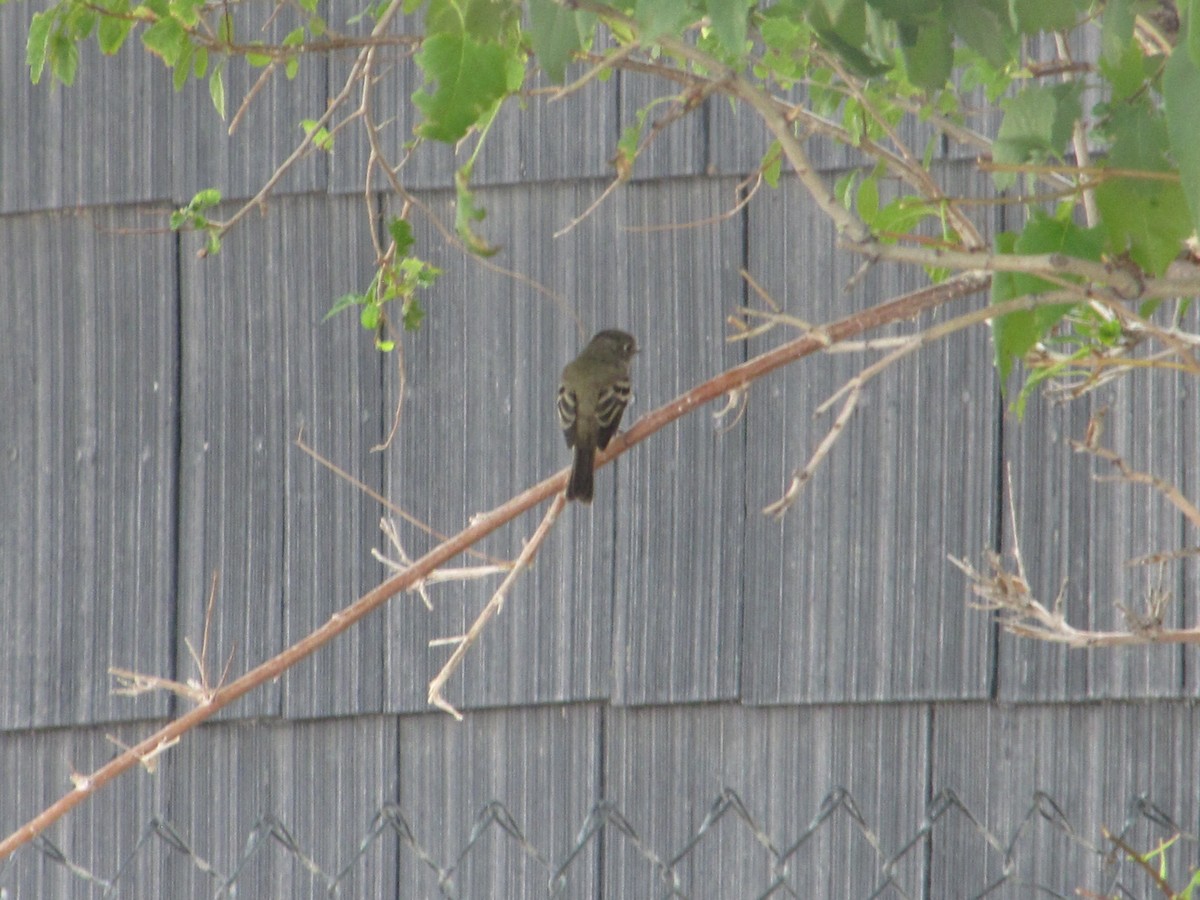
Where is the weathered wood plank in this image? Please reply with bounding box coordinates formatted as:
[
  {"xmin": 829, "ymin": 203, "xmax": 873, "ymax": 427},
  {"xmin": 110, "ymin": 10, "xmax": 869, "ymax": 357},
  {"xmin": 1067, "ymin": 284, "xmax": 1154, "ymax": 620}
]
[
  {"xmin": 740, "ymin": 165, "xmax": 998, "ymax": 703},
  {"xmin": 178, "ymin": 193, "xmax": 384, "ymax": 719},
  {"xmin": 0, "ymin": 208, "xmax": 177, "ymax": 727}
]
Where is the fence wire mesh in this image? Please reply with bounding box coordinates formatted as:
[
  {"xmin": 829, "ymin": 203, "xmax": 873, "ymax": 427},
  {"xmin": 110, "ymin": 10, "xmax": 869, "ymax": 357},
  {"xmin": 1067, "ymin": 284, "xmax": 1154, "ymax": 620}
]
[{"xmin": 1, "ymin": 788, "xmax": 1194, "ymax": 898}]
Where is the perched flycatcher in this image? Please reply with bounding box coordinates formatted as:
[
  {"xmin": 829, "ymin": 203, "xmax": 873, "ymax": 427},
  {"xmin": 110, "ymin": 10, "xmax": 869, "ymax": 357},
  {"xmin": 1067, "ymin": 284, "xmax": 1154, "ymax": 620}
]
[{"xmin": 557, "ymin": 329, "xmax": 638, "ymax": 503}]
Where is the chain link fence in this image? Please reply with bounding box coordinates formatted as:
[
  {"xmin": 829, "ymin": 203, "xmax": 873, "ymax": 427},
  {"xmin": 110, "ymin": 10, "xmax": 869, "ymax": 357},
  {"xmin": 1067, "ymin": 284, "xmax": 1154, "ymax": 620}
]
[{"xmin": 1, "ymin": 788, "xmax": 1194, "ymax": 898}]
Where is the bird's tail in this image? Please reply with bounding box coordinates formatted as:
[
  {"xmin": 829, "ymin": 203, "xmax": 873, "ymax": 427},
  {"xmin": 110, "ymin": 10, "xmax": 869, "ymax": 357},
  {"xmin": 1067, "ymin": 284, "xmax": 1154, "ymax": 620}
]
[{"xmin": 567, "ymin": 444, "xmax": 595, "ymax": 503}]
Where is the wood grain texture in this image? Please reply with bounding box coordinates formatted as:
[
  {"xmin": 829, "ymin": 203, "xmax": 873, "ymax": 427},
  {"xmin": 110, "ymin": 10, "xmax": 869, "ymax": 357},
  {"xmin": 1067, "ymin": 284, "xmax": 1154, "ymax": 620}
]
[
  {"xmin": 603, "ymin": 703, "xmax": 929, "ymax": 899},
  {"xmin": 931, "ymin": 701, "xmax": 1200, "ymax": 898},
  {"xmin": 740, "ymin": 165, "xmax": 998, "ymax": 703},
  {"xmin": 166, "ymin": 12, "xmax": 326, "ymax": 202},
  {"xmin": 381, "ymin": 182, "xmax": 626, "ymax": 712},
  {"xmin": 0, "ymin": 721, "xmax": 167, "ymax": 897},
  {"xmin": 328, "ymin": 53, "xmax": 618, "ymax": 194},
  {"xmin": 159, "ymin": 716, "xmax": 398, "ymax": 897},
  {"xmin": 395, "ymin": 705, "xmax": 600, "ymax": 898},
  {"xmin": 0, "ymin": 19, "xmax": 170, "ymax": 214},
  {"xmin": 0, "ymin": 208, "xmax": 177, "ymax": 728},
  {"xmin": 999, "ymin": 365, "xmax": 1188, "ymax": 700},
  {"xmin": 619, "ymin": 72, "xmax": 711, "ymax": 182},
  {"xmin": 611, "ymin": 177, "xmax": 749, "ymax": 704},
  {"xmin": 178, "ymin": 194, "xmax": 384, "ymax": 720}
]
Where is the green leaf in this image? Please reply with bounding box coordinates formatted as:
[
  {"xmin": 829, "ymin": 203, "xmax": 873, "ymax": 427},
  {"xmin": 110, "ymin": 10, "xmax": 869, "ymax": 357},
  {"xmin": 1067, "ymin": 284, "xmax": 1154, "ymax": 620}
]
[
  {"xmin": 809, "ymin": 0, "xmax": 892, "ymax": 76},
  {"xmin": 192, "ymin": 44, "xmax": 207, "ymax": 77},
  {"xmin": 865, "ymin": 0, "xmax": 940, "ymax": 24},
  {"xmin": 1011, "ymin": 211, "xmax": 1105, "ymax": 296},
  {"xmin": 900, "ymin": 16, "xmax": 951, "ymax": 90},
  {"xmin": 1163, "ymin": 48, "xmax": 1200, "ymax": 237},
  {"xmin": 360, "ymin": 303, "xmax": 381, "ymax": 331},
  {"xmin": 325, "ymin": 292, "xmax": 366, "ymax": 321},
  {"xmin": 193, "ymin": 188, "xmax": 221, "ymax": 206},
  {"xmin": 399, "ymin": 255, "xmax": 441, "ymax": 287},
  {"xmin": 1103, "ymin": 101, "xmax": 1171, "ymax": 171},
  {"xmin": 27, "ymin": 10, "xmax": 53, "ymax": 83},
  {"xmin": 209, "ymin": 65, "xmax": 225, "ymax": 119},
  {"xmin": 871, "ymin": 194, "xmax": 935, "ymax": 237},
  {"xmin": 528, "ymin": 0, "xmax": 585, "ymax": 83},
  {"xmin": 705, "ymin": 0, "xmax": 751, "ymax": 56},
  {"xmin": 761, "ymin": 140, "xmax": 782, "ymax": 187},
  {"xmin": 1188, "ymin": 0, "xmax": 1200, "ymax": 68},
  {"xmin": 813, "ymin": 25, "xmax": 890, "ymax": 76},
  {"xmin": 141, "ymin": 16, "xmax": 189, "ymax": 66},
  {"xmin": 947, "ymin": 0, "xmax": 1016, "ymax": 68},
  {"xmin": 246, "ymin": 44, "xmax": 272, "ymax": 66},
  {"xmin": 301, "ymin": 118, "xmax": 334, "ymax": 150},
  {"xmin": 633, "ymin": 0, "xmax": 696, "ymax": 40},
  {"xmin": 991, "ymin": 82, "xmax": 1082, "ymax": 189},
  {"xmin": 49, "ymin": 32, "xmax": 79, "ymax": 85},
  {"xmin": 813, "ymin": 0, "xmax": 866, "ymax": 45},
  {"xmin": 402, "ymin": 297, "xmax": 425, "ymax": 331},
  {"xmin": 1010, "ymin": 0, "xmax": 1076, "ymax": 34},
  {"xmin": 97, "ymin": 2, "xmax": 136, "ymax": 54},
  {"xmin": 426, "ymin": 0, "xmax": 520, "ymax": 40},
  {"xmin": 1099, "ymin": 37, "xmax": 1151, "ymax": 101},
  {"xmin": 173, "ymin": 43, "xmax": 191, "ymax": 89},
  {"xmin": 834, "ymin": 169, "xmax": 857, "ymax": 207},
  {"xmin": 454, "ymin": 162, "xmax": 500, "ymax": 255},
  {"xmin": 168, "ymin": 0, "xmax": 203, "ymax": 27},
  {"xmin": 856, "ymin": 174, "xmax": 879, "ymax": 222},
  {"xmin": 1094, "ymin": 98, "xmax": 1191, "ymax": 274},
  {"xmin": 1095, "ymin": 177, "xmax": 1191, "ymax": 276},
  {"xmin": 413, "ymin": 33, "xmax": 513, "ymax": 143},
  {"xmin": 990, "ymin": 214, "xmax": 1103, "ymax": 386},
  {"xmin": 388, "ymin": 217, "xmax": 415, "ymax": 255},
  {"xmin": 1101, "ymin": 0, "xmax": 1134, "ymax": 63}
]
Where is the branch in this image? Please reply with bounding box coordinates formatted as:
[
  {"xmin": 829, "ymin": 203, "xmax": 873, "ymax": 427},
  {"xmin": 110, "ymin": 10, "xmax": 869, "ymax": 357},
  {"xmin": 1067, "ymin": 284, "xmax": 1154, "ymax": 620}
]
[
  {"xmin": 764, "ymin": 287, "xmax": 1099, "ymax": 516},
  {"xmin": 955, "ymin": 444, "xmax": 1200, "ymax": 647},
  {"xmin": 0, "ymin": 260, "xmax": 990, "ymax": 860},
  {"xmin": 844, "ymin": 239, "xmax": 1150, "ymax": 297},
  {"xmin": 427, "ymin": 494, "xmax": 567, "ymax": 719},
  {"xmin": 206, "ymin": 0, "xmax": 408, "ymax": 245},
  {"xmin": 1072, "ymin": 426, "xmax": 1200, "ymax": 530}
]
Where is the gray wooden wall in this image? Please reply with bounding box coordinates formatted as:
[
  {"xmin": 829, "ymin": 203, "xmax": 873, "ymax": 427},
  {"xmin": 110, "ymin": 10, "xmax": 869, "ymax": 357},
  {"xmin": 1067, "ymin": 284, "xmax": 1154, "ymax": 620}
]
[{"xmin": 1, "ymin": 4, "xmax": 1197, "ymax": 897}]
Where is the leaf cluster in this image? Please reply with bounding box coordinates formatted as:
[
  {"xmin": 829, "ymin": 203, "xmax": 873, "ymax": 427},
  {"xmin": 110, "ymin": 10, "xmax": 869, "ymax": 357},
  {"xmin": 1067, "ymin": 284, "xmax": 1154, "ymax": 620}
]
[{"xmin": 19, "ymin": 0, "xmax": 1200, "ymax": 397}]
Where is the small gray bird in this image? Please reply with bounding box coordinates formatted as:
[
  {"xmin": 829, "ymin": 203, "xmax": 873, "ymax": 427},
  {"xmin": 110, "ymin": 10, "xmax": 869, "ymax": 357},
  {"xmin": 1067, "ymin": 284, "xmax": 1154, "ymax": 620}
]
[{"xmin": 557, "ymin": 329, "xmax": 638, "ymax": 503}]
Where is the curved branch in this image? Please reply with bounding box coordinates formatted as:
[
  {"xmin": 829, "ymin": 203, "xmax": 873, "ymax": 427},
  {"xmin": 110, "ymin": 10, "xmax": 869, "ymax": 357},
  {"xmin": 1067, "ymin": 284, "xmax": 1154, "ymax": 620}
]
[{"xmin": 0, "ymin": 269, "xmax": 987, "ymax": 860}]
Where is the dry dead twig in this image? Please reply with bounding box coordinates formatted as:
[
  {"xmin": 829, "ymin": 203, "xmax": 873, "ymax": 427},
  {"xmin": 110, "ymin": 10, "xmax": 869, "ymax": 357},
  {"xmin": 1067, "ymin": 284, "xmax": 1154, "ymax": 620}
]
[
  {"xmin": 373, "ymin": 517, "xmax": 513, "ymax": 610},
  {"xmin": 427, "ymin": 493, "xmax": 567, "ymax": 720},
  {"xmin": 953, "ymin": 456, "xmax": 1200, "ymax": 647}
]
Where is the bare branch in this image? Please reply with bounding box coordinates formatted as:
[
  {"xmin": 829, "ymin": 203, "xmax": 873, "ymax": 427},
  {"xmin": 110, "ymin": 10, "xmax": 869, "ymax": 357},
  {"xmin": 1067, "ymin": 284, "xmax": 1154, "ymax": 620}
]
[
  {"xmin": 955, "ymin": 457, "xmax": 1200, "ymax": 647},
  {"xmin": 763, "ymin": 384, "xmax": 859, "ymax": 518},
  {"xmin": 0, "ymin": 252, "xmax": 994, "ymax": 860},
  {"xmin": 1071, "ymin": 423, "xmax": 1200, "ymax": 530},
  {"xmin": 373, "ymin": 517, "xmax": 513, "ymax": 611},
  {"xmin": 427, "ymin": 493, "xmax": 567, "ymax": 719}
]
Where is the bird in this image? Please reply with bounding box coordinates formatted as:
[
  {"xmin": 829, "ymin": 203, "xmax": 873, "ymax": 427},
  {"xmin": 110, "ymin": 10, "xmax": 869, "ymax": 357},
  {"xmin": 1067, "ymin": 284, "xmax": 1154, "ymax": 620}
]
[{"xmin": 556, "ymin": 329, "xmax": 638, "ymax": 503}]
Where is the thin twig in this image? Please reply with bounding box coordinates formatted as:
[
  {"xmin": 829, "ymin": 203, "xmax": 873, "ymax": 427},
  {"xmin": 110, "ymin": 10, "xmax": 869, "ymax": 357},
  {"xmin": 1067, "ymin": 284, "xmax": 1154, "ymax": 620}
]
[
  {"xmin": 427, "ymin": 493, "xmax": 567, "ymax": 719},
  {"xmin": 293, "ymin": 428, "xmax": 506, "ymax": 565},
  {"xmin": 1071, "ymin": 434, "xmax": 1200, "ymax": 530},
  {"xmin": 0, "ymin": 266, "xmax": 991, "ymax": 860}
]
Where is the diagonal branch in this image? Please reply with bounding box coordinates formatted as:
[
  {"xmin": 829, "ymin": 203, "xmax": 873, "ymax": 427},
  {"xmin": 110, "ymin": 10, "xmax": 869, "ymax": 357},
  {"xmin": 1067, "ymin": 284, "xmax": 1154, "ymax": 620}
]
[
  {"xmin": 0, "ymin": 269, "xmax": 986, "ymax": 860},
  {"xmin": 427, "ymin": 494, "xmax": 568, "ymax": 719}
]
